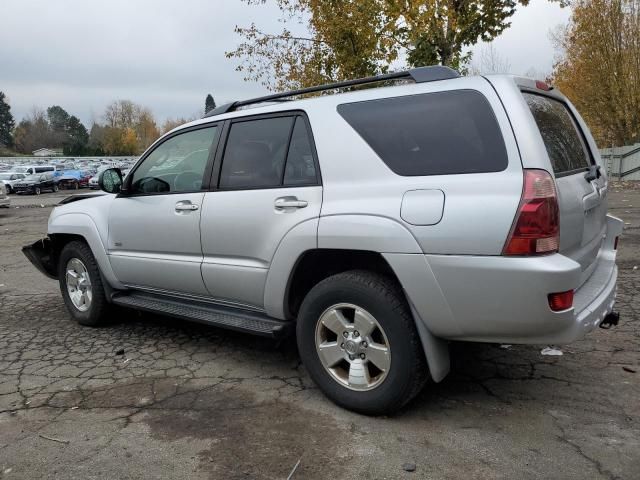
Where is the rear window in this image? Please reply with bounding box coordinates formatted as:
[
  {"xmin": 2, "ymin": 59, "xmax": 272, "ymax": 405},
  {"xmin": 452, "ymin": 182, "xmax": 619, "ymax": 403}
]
[
  {"xmin": 523, "ymin": 93, "xmax": 591, "ymax": 175},
  {"xmin": 337, "ymin": 90, "xmax": 508, "ymax": 176}
]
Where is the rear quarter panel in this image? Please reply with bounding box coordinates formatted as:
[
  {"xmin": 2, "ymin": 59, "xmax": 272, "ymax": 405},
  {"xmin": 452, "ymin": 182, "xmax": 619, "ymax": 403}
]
[{"xmin": 310, "ymin": 76, "xmax": 523, "ymax": 255}]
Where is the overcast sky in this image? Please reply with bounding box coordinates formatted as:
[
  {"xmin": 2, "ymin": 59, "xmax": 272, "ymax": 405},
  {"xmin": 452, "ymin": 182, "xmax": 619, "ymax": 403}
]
[{"xmin": 0, "ymin": 0, "xmax": 570, "ymax": 126}]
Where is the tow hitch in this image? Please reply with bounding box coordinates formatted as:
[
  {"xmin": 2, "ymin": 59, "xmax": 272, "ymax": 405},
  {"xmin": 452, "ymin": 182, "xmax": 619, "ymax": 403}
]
[{"xmin": 600, "ymin": 311, "xmax": 620, "ymax": 329}]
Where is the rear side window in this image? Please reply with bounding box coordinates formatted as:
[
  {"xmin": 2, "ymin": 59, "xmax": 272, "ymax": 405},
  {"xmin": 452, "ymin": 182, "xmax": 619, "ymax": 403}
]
[
  {"xmin": 523, "ymin": 93, "xmax": 591, "ymax": 175},
  {"xmin": 337, "ymin": 90, "xmax": 508, "ymax": 176},
  {"xmin": 219, "ymin": 115, "xmax": 318, "ymax": 189}
]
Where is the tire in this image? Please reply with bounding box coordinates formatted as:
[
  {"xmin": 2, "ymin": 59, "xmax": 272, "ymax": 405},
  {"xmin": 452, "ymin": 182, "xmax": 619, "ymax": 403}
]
[
  {"xmin": 53, "ymin": 184, "xmax": 59, "ymax": 192},
  {"xmin": 58, "ymin": 241, "xmax": 111, "ymax": 326},
  {"xmin": 34, "ymin": 187, "xmax": 41, "ymax": 195},
  {"xmin": 297, "ymin": 270, "xmax": 428, "ymax": 415},
  {"xmin": 6, "ymin": 186, "xmax": 12, "ymax": 194}
]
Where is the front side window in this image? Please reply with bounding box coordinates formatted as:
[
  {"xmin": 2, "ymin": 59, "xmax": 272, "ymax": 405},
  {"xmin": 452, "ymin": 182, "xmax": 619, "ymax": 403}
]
[
  {"xmin": 523, "ymin": 93, "xmax": 591, "ymax": 175},
  {"xmin": 129, "ymin": 126, "xmax": 219, "ymax": 194}
]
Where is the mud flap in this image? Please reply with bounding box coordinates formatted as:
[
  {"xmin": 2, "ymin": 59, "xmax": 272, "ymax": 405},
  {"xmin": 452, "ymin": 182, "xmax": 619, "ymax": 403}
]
[{"xmin": 409, "ymin": 303, "xmax": 451, "ymax": 382}]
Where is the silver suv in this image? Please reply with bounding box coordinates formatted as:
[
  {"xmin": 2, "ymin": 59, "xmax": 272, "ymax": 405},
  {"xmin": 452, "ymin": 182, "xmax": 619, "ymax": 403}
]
[{"xmin": 23, "ymin": 67, "xmax": 623, "ymax": 414}]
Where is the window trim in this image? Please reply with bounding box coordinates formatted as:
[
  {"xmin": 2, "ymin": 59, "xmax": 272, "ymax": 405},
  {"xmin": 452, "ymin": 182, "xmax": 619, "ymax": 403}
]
[
  {"xmin": 119, "ymin": 122, "xmax": 222, "ymax": 198},
  {"xmin": 209, "ymin": 109, "xmax": 322, "ymax": 192},
  {"xmin": 521, "ymin": 89, "xmax": 595, "ymax": 178}
]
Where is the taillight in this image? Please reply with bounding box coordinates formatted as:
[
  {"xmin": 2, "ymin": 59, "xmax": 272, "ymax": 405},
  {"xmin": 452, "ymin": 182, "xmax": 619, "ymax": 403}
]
[
  {"xmin": 548, "ymin": 290, "xmax": 574, "ymax": 311},
  {"xmin": 503, "ymin": 169, "xmax": 559, "ymax": 255}
]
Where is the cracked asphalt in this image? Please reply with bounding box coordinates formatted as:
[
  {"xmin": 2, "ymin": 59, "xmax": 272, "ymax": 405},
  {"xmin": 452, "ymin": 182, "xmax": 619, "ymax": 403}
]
[{"xmin": 0, "ymin": 187, "xmax": 639, "ymax": 480}]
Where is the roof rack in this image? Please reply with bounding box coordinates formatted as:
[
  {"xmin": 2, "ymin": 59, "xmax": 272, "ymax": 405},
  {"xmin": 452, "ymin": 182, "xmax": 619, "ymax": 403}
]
[{"xmin": 204, "ymin": 65, "xmax": 460, "ymax": 118}]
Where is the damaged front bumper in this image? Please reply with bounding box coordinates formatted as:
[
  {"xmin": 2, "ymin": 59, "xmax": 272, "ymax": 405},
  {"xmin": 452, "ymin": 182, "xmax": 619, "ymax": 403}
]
[{"xmin": 22, "ymin": 237, "xmax": 57, "ymax": 279}]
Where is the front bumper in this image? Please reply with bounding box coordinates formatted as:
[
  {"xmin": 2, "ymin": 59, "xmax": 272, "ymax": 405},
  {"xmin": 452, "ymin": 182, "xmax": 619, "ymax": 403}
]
[
  {"xmin": 14, "ymin": 185, "xmax": 35, "ymax": 194},
  {"xmin": 22, "ymin": 237, "xmax": 58, "ymax": 279}
]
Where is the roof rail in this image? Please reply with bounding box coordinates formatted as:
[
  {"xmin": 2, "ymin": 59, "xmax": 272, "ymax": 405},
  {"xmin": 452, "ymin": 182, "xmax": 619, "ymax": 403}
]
[{"xmin": 203, "ymin": 65, "xmax": 460, "ymax": 118}]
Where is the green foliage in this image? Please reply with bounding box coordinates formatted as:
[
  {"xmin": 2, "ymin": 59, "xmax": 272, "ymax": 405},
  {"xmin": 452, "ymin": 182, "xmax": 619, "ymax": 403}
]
[
  {"xmin": 63, "ymin": 116, "xmax": 89, "ymax": 155},
  {"xmin": 228, "ymin": 0, "xmax": 566, "ymax": 90},
  {"xmin": 0, "ymin": 92, "xmax": 15, "ymax": 148}
]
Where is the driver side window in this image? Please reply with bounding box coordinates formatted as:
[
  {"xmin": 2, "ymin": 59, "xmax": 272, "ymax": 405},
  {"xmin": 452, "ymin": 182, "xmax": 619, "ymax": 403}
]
[{"xmin": 130, "ymin": 125, "xmax": 219, "ymax": 194}]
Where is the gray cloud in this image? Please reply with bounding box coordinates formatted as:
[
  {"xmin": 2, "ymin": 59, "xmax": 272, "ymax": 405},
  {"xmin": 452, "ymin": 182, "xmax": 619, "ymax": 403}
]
[{"xmin": 1, "ymin": 0, "xmax": 569, "ymax": 126}]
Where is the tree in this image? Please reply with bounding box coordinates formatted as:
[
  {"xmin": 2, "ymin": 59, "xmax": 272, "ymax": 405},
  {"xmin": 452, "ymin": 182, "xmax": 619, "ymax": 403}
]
[
  {"xmin": 88, "ymin": 123, "xmax": 106, "ymax": 155},
  {"xmin": 63, "ymin": 116, "xmax": 89, "ymax": 155},
  {"xmin": 0, "ymin": 92, "xmax": 15, "ymax": 148},
  {"xmin": 552, "ymin": 0, "xmax": 640, "ymax": 145},
  {"xmin": 13, "ymin": 108, "xmax": 52, "ymax": 154},
  {"xmin": 205, "ymin": 94, "xmax": 216, "ymax": 114},
  {"xmin": 101, "ymin": 100, "xmax": 159, "ymax": 154},
  {"xmin": 227, "ymin": 0, "xmax": 567, "ymax": 91},
  {"xmin": 469, "ymin": 43, "xmax": 512, "ymax": 75}
]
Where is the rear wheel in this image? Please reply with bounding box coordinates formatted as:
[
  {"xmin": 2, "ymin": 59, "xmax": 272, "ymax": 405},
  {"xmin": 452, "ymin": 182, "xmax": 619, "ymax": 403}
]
[
  {"xmin": 58, "ymin": 241, "xmax": 111, "ymax": 326},
  {"xmin": 297, "ymin": 270, "xmax": 428, "ymax": 415}
]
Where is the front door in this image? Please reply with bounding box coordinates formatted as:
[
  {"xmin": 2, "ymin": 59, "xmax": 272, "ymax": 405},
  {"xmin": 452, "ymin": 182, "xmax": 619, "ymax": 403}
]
[
  {"xmin": 200, "ymin": 114, "xmax": 322, "ymax": 309},
  {"xmin": 108, "ymin": 125, "xmax": 220, "ymax": 295}
]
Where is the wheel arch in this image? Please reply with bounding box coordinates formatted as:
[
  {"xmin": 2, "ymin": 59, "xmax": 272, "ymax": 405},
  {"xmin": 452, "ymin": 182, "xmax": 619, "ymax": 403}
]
[{"xmin": 48, "ymin": 213, "xmax": 124, "ymax": 289}]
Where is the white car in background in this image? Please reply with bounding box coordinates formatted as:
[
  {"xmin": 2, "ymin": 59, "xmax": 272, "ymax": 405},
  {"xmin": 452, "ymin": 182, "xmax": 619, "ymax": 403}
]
[{"xmin": 0, "ymin": 172, "xmax": 27, "ymax": 194}]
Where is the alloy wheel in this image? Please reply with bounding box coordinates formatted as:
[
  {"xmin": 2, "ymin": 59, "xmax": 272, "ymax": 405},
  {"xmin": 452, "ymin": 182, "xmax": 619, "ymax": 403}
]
[
  {"xmin": 315, "ymin": 303, "xmax": 391, "ymax": 391},
  {"xmin": 65, "ymin": 258, "xmax": 93, "ymax": 312}
]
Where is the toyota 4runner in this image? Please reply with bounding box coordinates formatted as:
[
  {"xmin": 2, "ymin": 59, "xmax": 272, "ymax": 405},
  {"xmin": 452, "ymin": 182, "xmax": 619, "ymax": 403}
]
[{"xmin": 23, "ymin": 66, "xmax": 623, "ymax": 414}]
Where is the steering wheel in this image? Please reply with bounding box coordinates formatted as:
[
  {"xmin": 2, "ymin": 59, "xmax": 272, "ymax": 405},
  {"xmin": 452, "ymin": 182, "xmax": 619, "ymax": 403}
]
[{"xmin": 173, "ymin": 171, "xmax": 202, "ymax": 191}]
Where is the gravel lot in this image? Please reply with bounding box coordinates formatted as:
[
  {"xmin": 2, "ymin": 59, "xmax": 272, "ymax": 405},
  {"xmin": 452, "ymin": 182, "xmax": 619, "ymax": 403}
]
[{"xmin": 0, "ymin": 188, "xmax": 639, "ymax": 479}]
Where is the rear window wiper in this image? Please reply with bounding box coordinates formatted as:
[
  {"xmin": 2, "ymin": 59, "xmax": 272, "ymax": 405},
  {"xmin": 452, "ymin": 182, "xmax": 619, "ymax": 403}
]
[{"xmin": 584, "ymin": 164, "xmax": 601, "ymax": 182}]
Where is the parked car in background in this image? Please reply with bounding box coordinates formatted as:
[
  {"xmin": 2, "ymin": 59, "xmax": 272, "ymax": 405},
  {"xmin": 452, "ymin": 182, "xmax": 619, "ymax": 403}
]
[
  {"xmin": 0, "ymin": 183, "xmax": 9, "ymax": 207},
  {"xmin": 12, "ymin": 165, "xmax": 58, "ymax": 175},
  {"xmin": 57, "ymin": 170, "xmax": 92, "ymax": 190},
  {"xmin": 0, "ymin": 172, "xmax": 27, "ymax": 193},
  {"xmin": 13, "ymin": 172, "xmax": 59, "ymax": 195}
]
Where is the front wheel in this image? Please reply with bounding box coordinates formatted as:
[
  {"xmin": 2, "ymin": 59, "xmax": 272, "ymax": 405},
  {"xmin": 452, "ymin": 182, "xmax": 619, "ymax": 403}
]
[
  {"xmin": 297, "ymin": 270, "xmax": 428, "ymax": 415},
  {"xmin": 53, "ymin": 184, "xmax": 59, "ymax": 192},
  {"xmin": 58, "ymin": 241, "xmax": 111, "ymax": 326},
  {"xmin": 34, "ymin": 187, "xmax": 41, "ymax": 195}
]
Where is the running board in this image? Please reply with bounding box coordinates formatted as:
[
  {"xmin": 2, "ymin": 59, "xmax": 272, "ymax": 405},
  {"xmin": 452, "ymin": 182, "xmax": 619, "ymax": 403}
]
[{"xmin": 111, "ymin": 291, "xmax": 292, "ymax": 339}]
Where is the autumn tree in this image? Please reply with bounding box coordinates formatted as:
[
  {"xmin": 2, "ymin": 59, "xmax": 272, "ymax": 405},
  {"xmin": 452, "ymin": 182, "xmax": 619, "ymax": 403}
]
[
  {"xmin": 13, "ymin": 108, "xmax": 52, "ymax": 154},
  {"xmin": 205, "ymin": 94, "xmax": 216, "ymax": 114},
  {"xmin": 227, "ymin": 0, "xmax": 566, "ymax": 91},
  {"xmin": 0, "ymin": 92, "xmax": 15, "ymax": 148},
  {"xmin": 552, "ymin": 0, "xmax": 640, "ymax": 145},
  {"xmin": 102, "ymin": 100, "xmax": 160, "ymax": 154}
]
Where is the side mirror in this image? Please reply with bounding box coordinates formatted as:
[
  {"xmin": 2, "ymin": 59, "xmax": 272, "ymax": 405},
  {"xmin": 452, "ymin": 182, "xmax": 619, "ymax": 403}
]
[{"xmin": 98, "ymin": 168, "xmax": 123, "ymax": 194}]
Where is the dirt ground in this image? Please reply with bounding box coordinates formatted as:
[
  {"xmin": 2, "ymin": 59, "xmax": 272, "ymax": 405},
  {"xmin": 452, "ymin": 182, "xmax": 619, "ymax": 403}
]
[{"xmin": 0, "ymin": 187, "xmax": 638, "ymax": 480}]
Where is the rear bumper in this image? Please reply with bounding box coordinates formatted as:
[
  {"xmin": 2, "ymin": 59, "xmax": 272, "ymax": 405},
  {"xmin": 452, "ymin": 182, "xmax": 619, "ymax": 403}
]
[{"xmin": 385, "ymin": 215, "xmax": 624, "ymax": 345}]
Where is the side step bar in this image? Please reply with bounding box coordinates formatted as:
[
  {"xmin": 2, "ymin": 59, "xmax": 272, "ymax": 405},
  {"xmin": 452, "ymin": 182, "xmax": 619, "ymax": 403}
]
[{"xmin": 111, "ymin": 291, "xmax": 293, "ymax": 339}]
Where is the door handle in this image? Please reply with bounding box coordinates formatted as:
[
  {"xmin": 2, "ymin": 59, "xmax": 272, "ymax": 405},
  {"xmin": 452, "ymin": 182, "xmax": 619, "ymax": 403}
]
[
  {"xmin": 274, "ymin": 196, "xmax": 308, "ymax": 209},
  {"xmin": 175, "ymin": 201, "xmax": 199, "ymax": 212}
]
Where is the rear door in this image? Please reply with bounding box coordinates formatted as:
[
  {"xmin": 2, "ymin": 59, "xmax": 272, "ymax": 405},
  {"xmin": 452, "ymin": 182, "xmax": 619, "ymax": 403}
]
[
  {"xmin": 523, "ymin": 92, "xmax": 607, "ymax": 276},
  {"xmin": 200, "ymin": 113, "xmax": 322, "ymax": 309}
]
